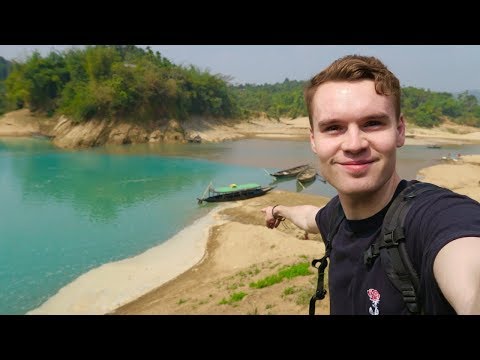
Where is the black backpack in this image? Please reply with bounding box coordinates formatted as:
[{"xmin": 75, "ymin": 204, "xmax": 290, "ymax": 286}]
[{"xmin": 309, "ymin": 181, "xmax": 440, "ymax": 315}]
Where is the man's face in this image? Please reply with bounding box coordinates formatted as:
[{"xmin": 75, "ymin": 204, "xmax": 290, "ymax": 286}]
[{"xmin": 309, "ymin": 80, "xmax": 405, "ymax": 196}]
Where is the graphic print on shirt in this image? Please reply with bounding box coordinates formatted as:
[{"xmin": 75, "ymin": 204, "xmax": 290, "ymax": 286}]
[{"xmin": 367, "ymin": 288, "xmax": 381, "ymax": 315}]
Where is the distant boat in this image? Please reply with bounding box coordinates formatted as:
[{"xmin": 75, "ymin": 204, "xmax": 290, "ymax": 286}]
[
  {"xmin": 197, "ymin": 183, "xmax": 275, "ymax": 204},
  {"xmin": 427, "ymin": 144, "xmax": 442, "ymax": 149},
  {"xmin": 269, "ymin": 164, "xmax": 310, "ymax": 179},
  {"xmin": 296, "ymin": 167, "xmax": 317, "ymax": 184}
]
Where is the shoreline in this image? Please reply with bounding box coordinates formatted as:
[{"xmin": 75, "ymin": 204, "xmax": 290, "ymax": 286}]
[
  {"xmin": 112, "ymin": 190, "xmax": 331, "ymax": 315},
  {"xmin": 28, "ymin": 203, "xmax": 236, "ymax": 315},
  {"xmin": 3, "ymin": 111, "xmax": 480, "ymax": 147}
]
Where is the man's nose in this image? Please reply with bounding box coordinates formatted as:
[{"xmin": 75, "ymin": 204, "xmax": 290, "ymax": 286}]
[{"xmin": 340, "ymin": 127, "xmax": 368, "ymax": 153}]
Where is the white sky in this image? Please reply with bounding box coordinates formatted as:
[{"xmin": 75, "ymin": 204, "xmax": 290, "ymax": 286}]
[{"xmin": 0, "ymin": 45, "xmax": 479, "ymax": 93}]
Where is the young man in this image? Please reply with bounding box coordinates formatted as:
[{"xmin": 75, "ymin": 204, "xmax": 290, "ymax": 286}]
[{"xmin": 262, "ymin": 55, "xmax": 480, "ymax": 315}]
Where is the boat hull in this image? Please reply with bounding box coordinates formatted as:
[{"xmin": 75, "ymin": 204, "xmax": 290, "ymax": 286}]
[
  {"xmin": 198, "ymin": 186, "xmax": 274, "ymax": 203},
  {"xmin": 270, "ymin": 164, "xmax": 310, "ymax": 178},
  {"xmin": 296, "ymin": 168, "xmax": 317, "ymax": 183}
]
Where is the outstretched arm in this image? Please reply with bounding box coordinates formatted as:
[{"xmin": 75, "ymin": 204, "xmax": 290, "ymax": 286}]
[
  {"xmin": 433, "ymin": 236, "xmax": 480, "ymax": 314},
  {"xmin": 261, "ymin": 204, "xmax": 321, "ymax": 234}
]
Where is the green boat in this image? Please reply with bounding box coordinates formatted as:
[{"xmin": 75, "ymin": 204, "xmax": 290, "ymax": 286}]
[{"xmin": 197, "ymin": 183, "xmax": 275, "ymax": 204}]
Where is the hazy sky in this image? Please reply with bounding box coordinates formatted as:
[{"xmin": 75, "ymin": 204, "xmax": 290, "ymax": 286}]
[{"xmin": 1, "ymin": 45, "xmax": 479, "ymax": 93}]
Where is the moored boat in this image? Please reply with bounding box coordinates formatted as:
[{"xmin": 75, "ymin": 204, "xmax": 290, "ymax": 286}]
[
  {"xmin": 296, "ymin": 167, "xmax": 317, "ymax": 184},
  {"xmin": 197, "ymin": 183, "xmax": 275, "ymax": 204},
  {"xmin": 269, "ymin": 164, "xmax": 310, "ymax": 178}
]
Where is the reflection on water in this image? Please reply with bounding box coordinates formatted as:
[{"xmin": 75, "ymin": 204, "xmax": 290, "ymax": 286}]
[
  {"xmin": 296, "ymin": 179, "xmax": 316, "ymax": 193},
  {"xmin": 11, "ymin": 152, "xmax": 216, "ymax": 222}
]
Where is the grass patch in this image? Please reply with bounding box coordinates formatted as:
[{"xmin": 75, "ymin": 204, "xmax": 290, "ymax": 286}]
[
  {"xmin": 177, "ymin": 298, "xmax": 188, "ymax": 305},
  {"xmin": 295, "ymin": 289, "xmax": 313, "ymax": 306},
  {"xmin": 281, "ymin": 285, "xmax": 315, "ymax": 306},
  {"xmin": 279, "ymin": 262, "xmax": 311, "ymax": 279},
  {"xmin": 219, "ymin": 291, "xmax": 247, "ymax": 305},
  {"xmin": 283, "ymin": 286, "xmax": 297, "ymax": 296},
  {"xmin": 247, "ymin": 267, "xmax": 261, "ymax": 276},
  {"xmin": 249, "ymin": 262, "xmax": 312, "ymax": 289},
  {"xmin": 227, "ymin": 283, "xmax": 239, "ymax": 290},
  {"xmin": 249, "ymin": 274, "xmax": 283, "ymax": 289}
]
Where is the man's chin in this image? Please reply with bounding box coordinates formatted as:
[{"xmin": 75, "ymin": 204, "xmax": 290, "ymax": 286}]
[{"xmin": 332, "ymin": 180, "xmax": 377, "ymax": 196}]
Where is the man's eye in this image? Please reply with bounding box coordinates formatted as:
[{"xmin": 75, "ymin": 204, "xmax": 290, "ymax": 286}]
[
  {"xmin": 365, "ymin": 121, "xmax": 381, "ymax": 127},
  {"xmin": 325, "ymin": 125, "xmax": 341, "ymax": 132}
]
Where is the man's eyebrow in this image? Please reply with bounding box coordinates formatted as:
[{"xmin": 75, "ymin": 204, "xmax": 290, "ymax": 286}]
[
  {"xmin": 361, "ymin": 113, "xmax": 390, "ymax": 121},
  {"xmin": 317, "ymin": 113, "xmax": 390, "ymax": 126}
]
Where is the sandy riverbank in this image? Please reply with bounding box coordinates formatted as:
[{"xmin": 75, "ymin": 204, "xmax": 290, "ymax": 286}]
[{"xmin": 3, "ymin": 109, "xmax": 480, "ymax": 146}]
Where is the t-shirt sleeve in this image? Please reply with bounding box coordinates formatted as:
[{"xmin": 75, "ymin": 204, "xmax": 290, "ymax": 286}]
[{"xmin": 405, "ymin": 188, "xmax": 480, "ymax": 302}]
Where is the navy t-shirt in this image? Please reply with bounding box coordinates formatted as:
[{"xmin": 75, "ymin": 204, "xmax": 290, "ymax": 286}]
[{"xmin": 315, "ymin": 180, "xmax": 480, "ymax": 315}]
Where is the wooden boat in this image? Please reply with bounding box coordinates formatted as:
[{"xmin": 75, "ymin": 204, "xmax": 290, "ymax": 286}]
[
  {"xmin": 296, "ymin": 167, "xmax": 317, "ymax": 184},
  {"xmin": 197, "ymin": 183, "xmax": 275, "ymax": 204},
  {"xmin": 269, "ymin": 164, "xmax": 310, "ymax": 179},
  {"xmin": 427, "ymin": 144, "xmax": 441, "ymax": 149}
]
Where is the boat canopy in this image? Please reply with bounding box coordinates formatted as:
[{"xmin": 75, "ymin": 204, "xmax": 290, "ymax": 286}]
[{"xmin": 214, "ymin": 183, "xmax": 261, "ymax": 193}]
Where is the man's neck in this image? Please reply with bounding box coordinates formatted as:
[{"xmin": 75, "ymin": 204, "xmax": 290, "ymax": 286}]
[{"xmin": 339, "ymin": 174, "xmax": 401, "ymax": 220}]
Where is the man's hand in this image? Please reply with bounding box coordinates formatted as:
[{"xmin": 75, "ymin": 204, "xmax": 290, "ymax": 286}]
[{"xmin": 261, "ymin": 206, "xmax": 284, "ymax": 229}]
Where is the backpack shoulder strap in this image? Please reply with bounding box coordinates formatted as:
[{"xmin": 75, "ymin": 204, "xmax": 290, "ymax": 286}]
[
  {"xmin": 309, "ymin": 196, "xmax": 345, "ymax": 315},
  {"xmin": 364, "ymin": 181, "xmax": 439, "ymax": 314}
]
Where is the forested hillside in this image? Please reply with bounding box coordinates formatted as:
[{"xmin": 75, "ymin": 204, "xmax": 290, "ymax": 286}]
[
  {"xmin": 0, "ymin": 56, "xmax": 11, "ymax": 114},
  {"xmin": 232, "ymin": 80, "xmax": 480, "ymax": 128},
  {"xmin": 1, "ymin": 46, "xmax": 479, "ymax": 129},
  {"xmin": 230, "ymin": 79, "xmax": 307, "ymax": 120},
  {"xmin": 402, "ymin": 87, "xmax": 480, "ymax": 127},
  {"xmin": 1, "ymin": 46, "xmax": 238, "ymax": 122}
]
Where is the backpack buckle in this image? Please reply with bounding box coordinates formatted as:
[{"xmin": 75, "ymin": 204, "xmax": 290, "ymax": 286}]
[
  {"xmin": 383, "ymin": 230, "xmax": 399, "ymax": 247},
  {"xmin": 363, "ymin": 245, "xmax": 378, "ymax": 266},
  {"xmin": 315, "ymin": 289, "xmax": 327, "ymax": 300}
]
